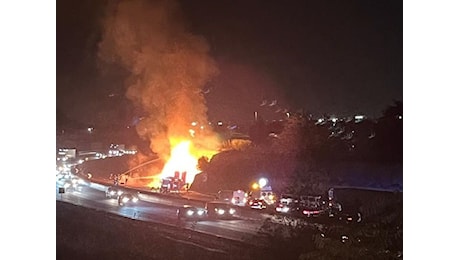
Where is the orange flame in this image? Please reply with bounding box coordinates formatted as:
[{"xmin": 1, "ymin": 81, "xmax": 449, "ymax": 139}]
[
  {"xmin": 148, "ymin": 137, "xmax": 218, "ymax": 188},
  {"xmin": 161, "ymin": 140, "xmax": 197, "ymax": 184}
]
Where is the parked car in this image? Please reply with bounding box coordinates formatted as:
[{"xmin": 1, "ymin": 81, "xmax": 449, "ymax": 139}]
[
  {"xmin": 106, "ymin": 186, "xmax": 125, "ymax": 199},
  {"xmin": 299, "ymin": 206, "xmax": 326, "ymax": 217},
  {"xmin": 336, "ymin": 211, "xmax": 362, "ymax": 224},
  {"xmin": 205, "ymin": 201, "xmax": 237, "ymax": 219},
  {"xmin": 118, "ymin": 192, "xmax": 139, "ymax": 206},
  {"xmin": 248, "ymin": 199, "xmax": 267, "ymax": 210},
  {"xmin": 177, "ymin": 205, "xmax": 207, "ymax": 221},
  {"xmin": 275, "ymin": 194, "xmax": 301, "ymax": 214}
]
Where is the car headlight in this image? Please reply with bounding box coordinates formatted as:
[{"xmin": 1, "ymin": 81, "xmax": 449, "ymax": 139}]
[
  {"xmin": 117, "ymin": 190, "xmax": 124, "ymax": 196},
  {"xmin": 229, "ymin": 208, "xmax": 236, "ymax": 215},
  {"xmin": 132, "ymin": 197, "xmax": 138, "ymax": 203},
  {"xmin": 217, "ymin": 209, "xmax": 225, "ymax": 215},
  {"xmin": 110, "ymin": 191, "xmax": 116, "ymax": 195},
  {"xmin": 187, "ymin": 210, "xmax": 194, "ymax": 216},
  {"xmin": 122, "ymin": 197, "xmax": 129, "ymax": 203},
  {"xmin": 64, "ymin": 183, "xmax": 71, "ymax": 188},
  {"xmin": 197, "ymin": 210, "xmax": 205, "ymax": 216}
]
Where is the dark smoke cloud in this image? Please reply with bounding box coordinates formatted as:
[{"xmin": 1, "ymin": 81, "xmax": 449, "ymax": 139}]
[{"xmin": 98, "ymin": 0, "xmax": 219, "ymax": 158}]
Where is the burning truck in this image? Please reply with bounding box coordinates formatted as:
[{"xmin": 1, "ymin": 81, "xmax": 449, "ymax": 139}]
[
  {"xmin": 160, "ymin": 171, "xmax": 188, "ymax": 193},
  {"xmin": 147, "ymin": 139, "xmax": 218, "ymax": 193}
]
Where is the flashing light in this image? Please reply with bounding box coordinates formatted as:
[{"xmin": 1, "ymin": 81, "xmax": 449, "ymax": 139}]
[
  {"xmin": 251, "ymin": 183, "xmax": 259, "ymax": 190},
  {"xmin": 258, "ymin": 178, "xmax": 268, "ymax": 188},
  {"xmin": 279, "ymin": 207, "xmax": 289, "ymax": 213}
]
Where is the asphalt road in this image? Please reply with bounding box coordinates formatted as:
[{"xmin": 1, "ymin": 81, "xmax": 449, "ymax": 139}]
[{"xmin": 56, "ymin": 178, "xmax": 272, "ymax": 246}]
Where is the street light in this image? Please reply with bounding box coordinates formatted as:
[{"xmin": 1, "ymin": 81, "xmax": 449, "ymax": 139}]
[{"xmin": 258, "ymin": 178, "xmax": 268, "ymax": 189}]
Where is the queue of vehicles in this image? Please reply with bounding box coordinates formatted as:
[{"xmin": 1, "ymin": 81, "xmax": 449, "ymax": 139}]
[
  {"xmin": 57, "ymin": 149, "xmax": 360, "ymax": 224},
  {"xmin": 177, "ymin": 201, "xmax": 238, "ymax": 221},
  {"xmin": 58, "ymin": 174, "xmax": 361, "ymax": 225},
  {"xmin": 212, "ymin": 186, "xmax": 361, "ymax": 224},
  {"xmin": 105, "ymin": 185, "xmax": 140, "ymax": 206}
]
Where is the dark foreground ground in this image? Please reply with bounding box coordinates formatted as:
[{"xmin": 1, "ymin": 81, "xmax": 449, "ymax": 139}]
[
  {"xmin": 56, "ymin": 201, "xmax": 269, "ymax": 260},
  {"xmin": 57, "ymin": 188, "xmax": 403, "ymax": 260}
]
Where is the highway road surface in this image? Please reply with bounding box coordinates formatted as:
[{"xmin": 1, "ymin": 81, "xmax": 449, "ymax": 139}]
[{"xmin": 56, "ymin": 178, "xmax": 274, "ymax": 246}]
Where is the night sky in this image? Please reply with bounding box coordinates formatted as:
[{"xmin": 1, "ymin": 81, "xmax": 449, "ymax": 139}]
[{"xmin": 57, "ymin": 0, "xmax": 402, "ymax": 128}]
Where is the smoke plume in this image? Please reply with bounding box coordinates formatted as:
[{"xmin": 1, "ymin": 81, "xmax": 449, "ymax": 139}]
[{"xmin": 98, "ymin": 0, "xmax": 219, "ymax": 159}]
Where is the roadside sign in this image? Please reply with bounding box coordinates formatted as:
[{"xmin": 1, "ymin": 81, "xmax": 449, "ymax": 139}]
[{"xmin": 59, "ymin": 187, "xmax": 65, "ymax": 194}]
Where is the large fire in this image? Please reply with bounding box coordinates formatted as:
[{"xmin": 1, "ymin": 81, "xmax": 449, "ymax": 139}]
[
  {"xmin": 98, "ymin": 0, "xmax": 220, "ymax": 190},
  {"xmin": 148, "ymin": 137, "xmax": 218, "ymax": 189}
]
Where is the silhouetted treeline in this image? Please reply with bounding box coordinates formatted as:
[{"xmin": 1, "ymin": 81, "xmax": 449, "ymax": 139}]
[{"xmin": 248, "ymin": 101, "xmax": 403, "ymax": 165}]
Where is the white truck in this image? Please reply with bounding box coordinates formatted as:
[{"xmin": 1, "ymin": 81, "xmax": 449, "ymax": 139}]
[{"xmin": 217, "ymin": 190, "xmax": 248, "ymax": 207}]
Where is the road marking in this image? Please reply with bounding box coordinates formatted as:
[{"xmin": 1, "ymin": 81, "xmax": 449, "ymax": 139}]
[{"xmin": 162, "ymin": 235, "xmax": 227, "ymax": 254}]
